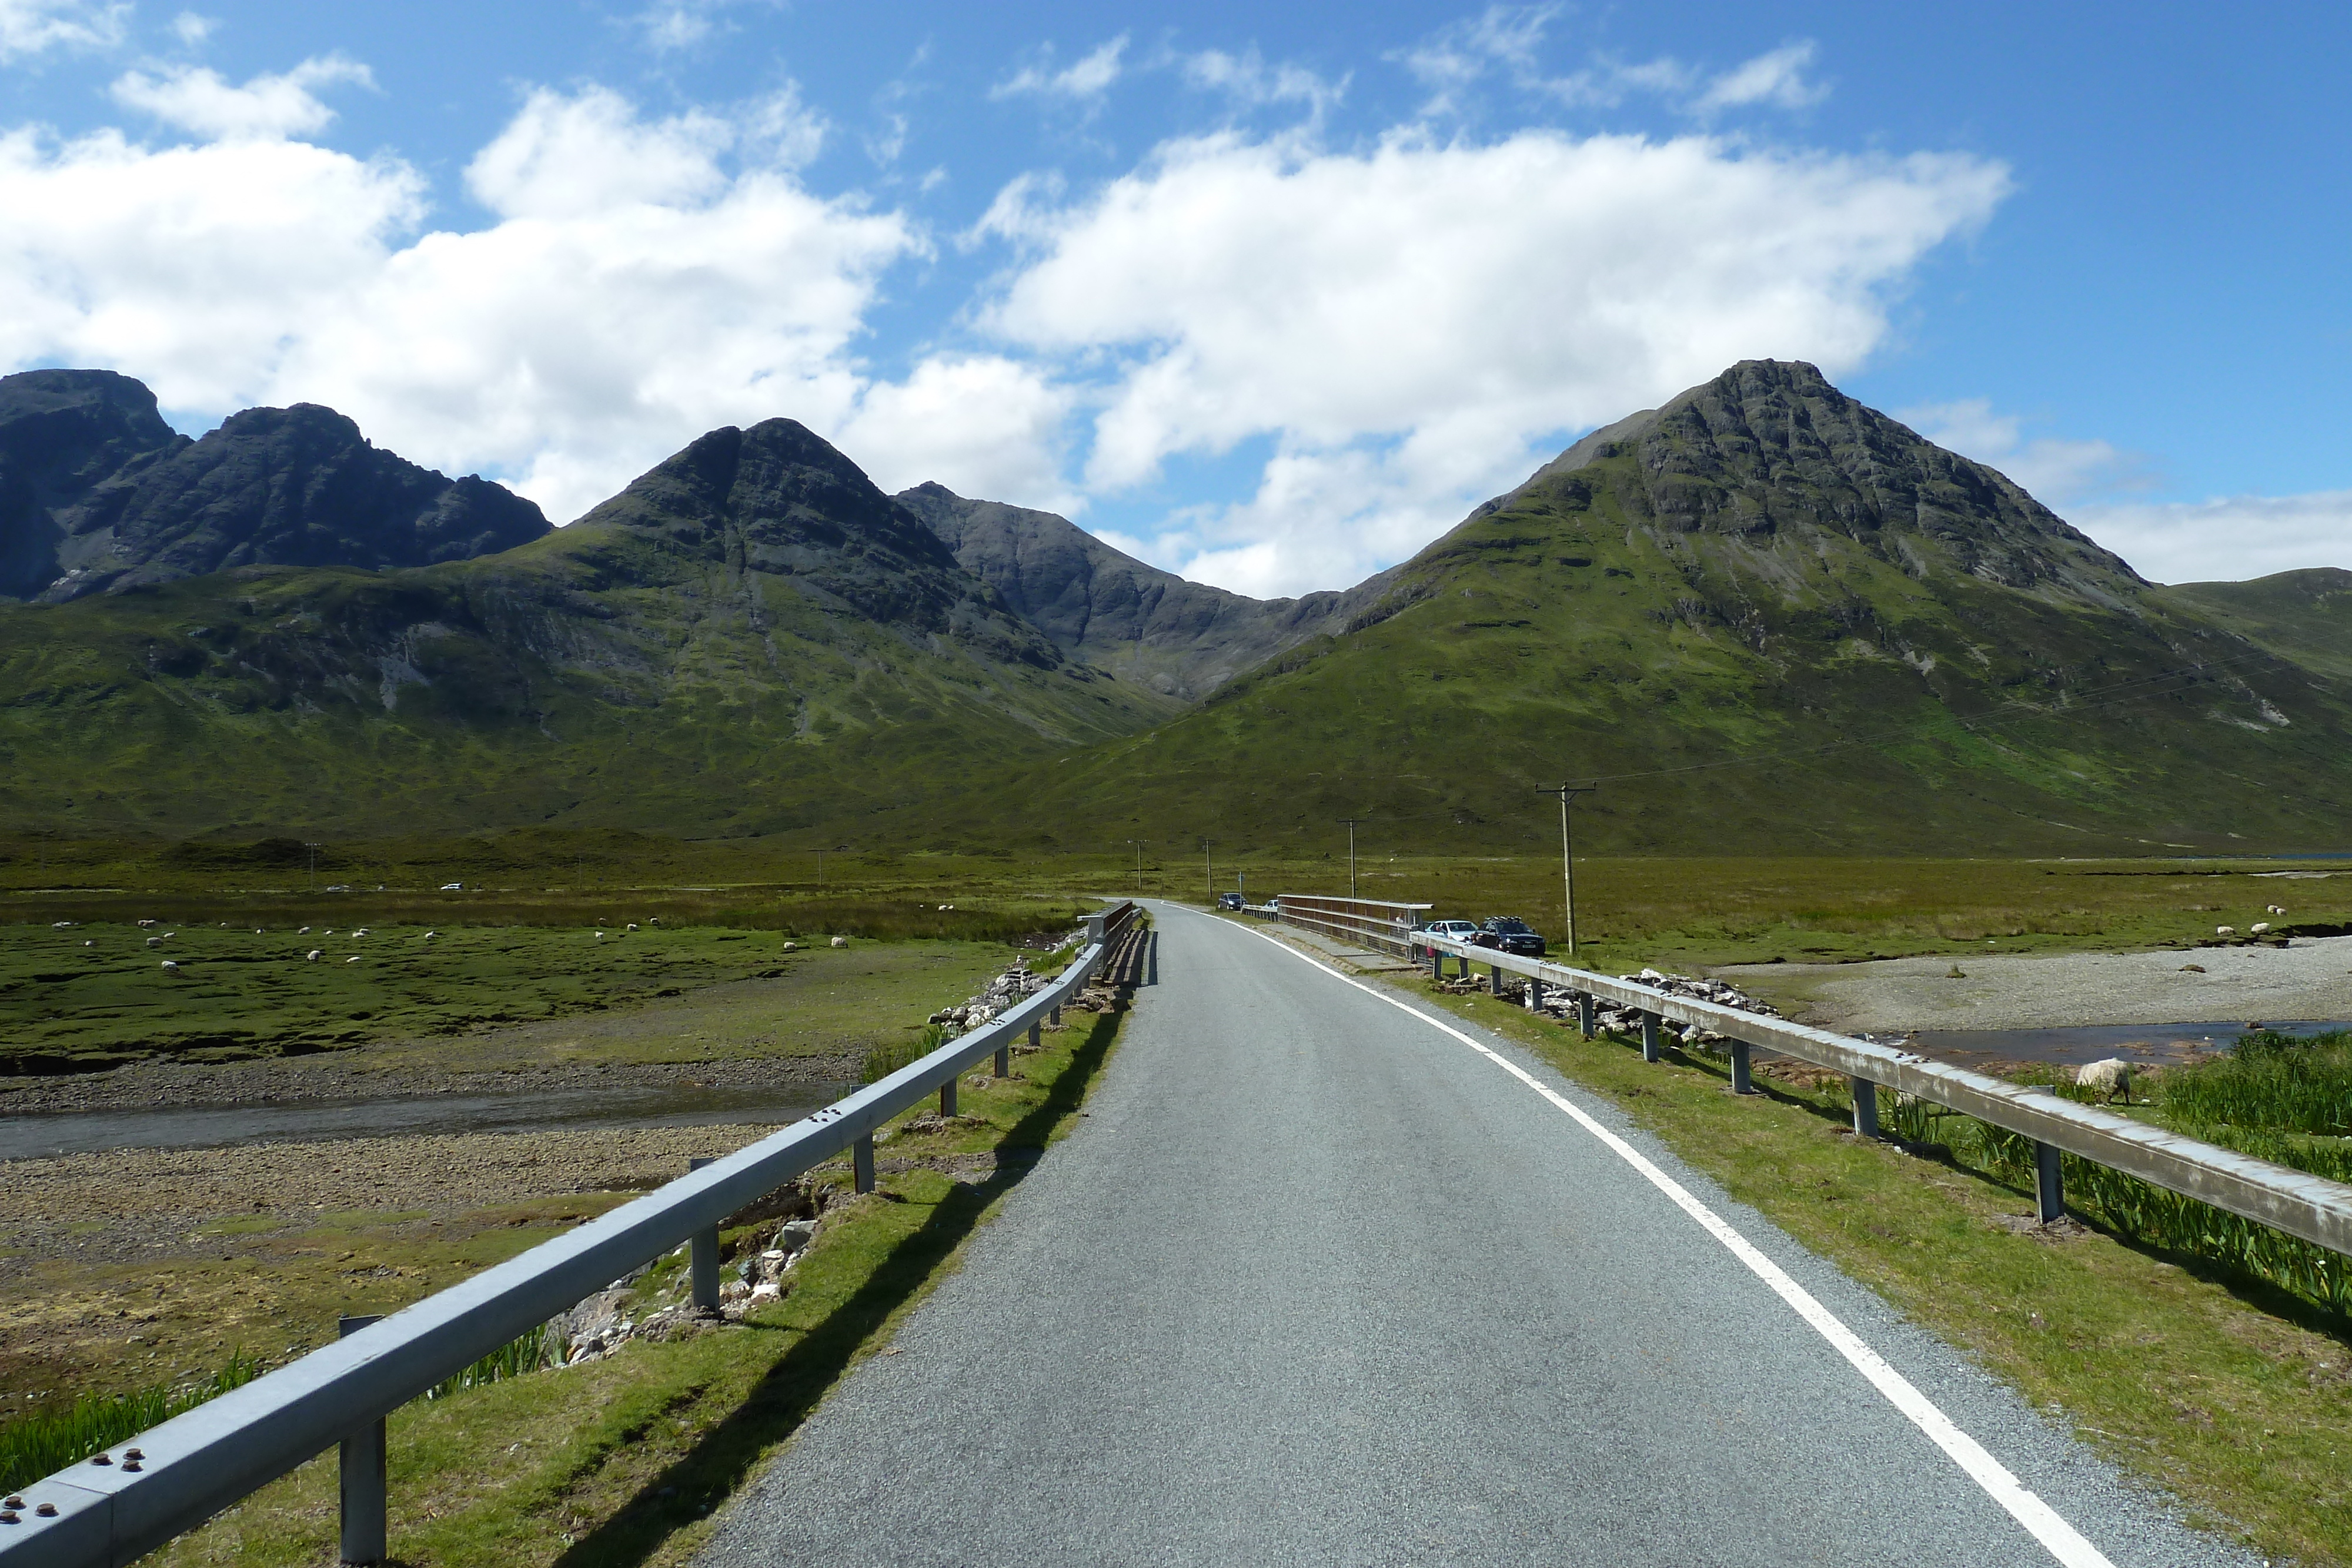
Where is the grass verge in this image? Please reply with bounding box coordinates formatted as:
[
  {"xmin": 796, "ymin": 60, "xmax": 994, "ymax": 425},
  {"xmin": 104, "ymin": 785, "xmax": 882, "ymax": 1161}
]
[
  {"xmin": 144, "ymin": 992, "xmax": 1131, "ymax": 1567},
  {"xmin": 1411, "ymin": 979, "xmax": 2352, "ymax": 1565}
]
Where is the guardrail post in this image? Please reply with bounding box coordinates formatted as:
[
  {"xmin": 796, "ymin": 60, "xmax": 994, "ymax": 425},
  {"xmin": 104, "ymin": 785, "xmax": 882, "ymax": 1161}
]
[
  {"xmin": 1085, "ymin": 911, "xmax": 1107, "ymax": 945},
  {"xmin": 337, "ymin": 1315, "xmax": 386, "ymax": 1566},
  {"xmin": 1730, "ymin": 1040, "xmax": 1755, "ymax": 1095},
  {"xmin": 994, "ymin": 1037, "xmax": 1011, "ymax": 1077},
  {"xmin": 1526, "ymin": 977, "xmax": 1546, "ymax": 1012},
  {"xmin": 1640, "ymin": 1011, "xmax": 1662, "ymax": 1063},
  {"xmin": 1851, "ymin": 1078, "xmax": 1880, "ymax": 1139},
  {"xmin": 687, "ymin": 1157, "xmax": 721, "ymax": 1316},
  {"xmin": 1426, "ymin": 947, "xmax": 1441, "ymax": 980},
  {"xmin": 853, "ymin": 1135, "xmax": 876, "ymax": 1194},
  {"xmin": 1147, "ymin": 930, "xmax": 1159, "ymax": 985},
  {"xmin": 1576, "ymin": 992, "xmax": 1595, "ymax": 1038},
  {"xmin": 1489, "ymin": 962, "xmax": 1505, "ymax": 997},
  {"xmin": 939, "ymin": 1075, "xmax": 957, "ymax": 1116},
  {"xmin": 2034, "ymin": 1141, "xmax": 2065, "ymax": 1223}
]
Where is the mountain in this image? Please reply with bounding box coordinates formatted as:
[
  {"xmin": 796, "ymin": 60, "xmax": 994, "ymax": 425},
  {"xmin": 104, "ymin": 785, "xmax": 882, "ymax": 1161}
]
[
  {"xmin": 920, "ymin": 360, "xmax": 2352, "ymax": 856},
  {"xmin": 894, "ymin": 482, "xmax": 1394, "ymax": 700},
  {"xmin": 0, "ymin": 417, "xmax": 1174, "ymax": 837},
  {"xmin": 0, "ymin": 370, "xmax": 549, "ymax": 604},
  {"xmin": 2158, "ymin": 569, "xmax": 2352, "ymax": 683}
]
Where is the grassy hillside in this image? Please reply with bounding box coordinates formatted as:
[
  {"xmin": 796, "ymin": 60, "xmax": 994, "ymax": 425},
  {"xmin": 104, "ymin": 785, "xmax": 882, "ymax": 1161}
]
[
  {"xmin": 2159, "ymin": 567, "xmax": 2352, "ymax": 682},
  {"xmin": 920, "ymin": 363, "xmax": 2352, "ymax": 856},
  {"xmin": 0, "ymin": 421, "xmax": 1178, "ymax": 839}
]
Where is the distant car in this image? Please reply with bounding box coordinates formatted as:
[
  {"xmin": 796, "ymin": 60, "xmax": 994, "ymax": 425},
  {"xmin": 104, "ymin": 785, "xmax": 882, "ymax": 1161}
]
[
  {"xmin": 440, "ymin": 882, "xmax": 464, "ymax": 891},
  {"xmin": 1472, "ymin": 916, "xmax": 1546, "ymax": 958},
  {"xmin": 1216, "ymin": 892, "xmax": 1245, "ymax": 911},
  {"xmin": 1416, "ymin": 920, "xmax": 1480, "ymax": 952}
]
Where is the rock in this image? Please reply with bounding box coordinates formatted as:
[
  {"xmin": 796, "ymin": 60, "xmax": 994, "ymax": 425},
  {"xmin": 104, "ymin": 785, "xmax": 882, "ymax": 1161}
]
[{"xmin": 2181, "ymin": 963, "xmax": 2206, "ymax": 972}]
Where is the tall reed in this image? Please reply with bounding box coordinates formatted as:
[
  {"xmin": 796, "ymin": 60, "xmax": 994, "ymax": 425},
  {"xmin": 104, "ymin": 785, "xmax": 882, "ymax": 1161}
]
[{"xmin": 0, "ymin": 1352, "xmax": 264, "ymax": 1493}]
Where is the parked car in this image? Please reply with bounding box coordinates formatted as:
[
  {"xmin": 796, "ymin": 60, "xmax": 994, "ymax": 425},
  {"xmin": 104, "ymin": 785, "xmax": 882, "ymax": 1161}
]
[
  {"xmin": 1415, "ymin": 919, "xmax": 1481, "ymax": 952},
  {"xmin": 440, "ymin": 882, "xmax": 464, "ymax": 891},
  {"xmin": 1472, "ymin": 916, "xmax": 1546, "ymax": 958},
  {"xmin": 1216, "ymin": 892, "xmax": 1245, "ymax": 911}
]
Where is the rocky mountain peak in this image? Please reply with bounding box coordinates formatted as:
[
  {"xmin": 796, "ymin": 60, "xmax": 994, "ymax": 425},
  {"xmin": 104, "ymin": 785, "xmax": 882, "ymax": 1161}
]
[
  {"xmin": 572, "ymin": 420, "xmax": 1061, "ymax": 667},
  {"xmin": 1491, "ymin": 358, "xmax": 2144, "ymax": 601},
  {"xmin": 0, "ymin": 371, "xmax": 551, "ymax": 602}
]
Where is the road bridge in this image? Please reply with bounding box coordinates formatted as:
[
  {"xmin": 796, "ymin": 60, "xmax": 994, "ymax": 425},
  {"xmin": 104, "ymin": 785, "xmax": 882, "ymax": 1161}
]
[{"xmin": 695, "ymin": 902, "xmax": 2249, "ymax": 1567}]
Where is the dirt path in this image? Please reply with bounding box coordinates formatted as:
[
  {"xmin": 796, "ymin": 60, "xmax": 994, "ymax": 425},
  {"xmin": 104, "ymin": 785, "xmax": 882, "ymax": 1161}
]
[{"xmin": 1719, "ymin": 934, "xmax": 2352, "ymax": 1032}]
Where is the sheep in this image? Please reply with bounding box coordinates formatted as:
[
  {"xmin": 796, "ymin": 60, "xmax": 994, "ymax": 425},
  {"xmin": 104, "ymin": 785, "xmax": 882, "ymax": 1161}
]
[
  {"xmin": 2216, "ymin": 925, "xmax": 2236, "ymax": 937},
  {"xmin": 137, "ymin": 918, "xmax": 156, "ymax": 928},
  {"xmin": 353, "ymin": 928, "xmax": 370, "ymax": 938},
  {"xmin": 146, "ymin": 935, "xmax": 162, "ymax": 948},
  {"xmin": 345, "ymin": 955, "xmax": 362, "ymax": 964},
  {"xmin": 159, "ymin": 959, "xmax": 179, "ymax": 972},
  {"xmin": 2076, "ymin": 1057, "xmax": 2136, "ymax": 1104},
  {"xmin": 298, "ymin": 926, "xmax": 312, "ymax": 935},
  {"xmin": 830, "ymin": 935, "xmax": 848, "ymax": 948},
  {"xmin": 626, "ymin": 923, "xmax": 638, "ymax": 931},
  {"xmin": 2251, "ymin": 921, "xmax": 2272, "ymax": 935},
  {"xmin": 2267, "ymin": 904, "xmax": 2287, "ymax": 915},
  {"xmin": 423, "ymin": 931, "xmax": 436, "ymax": 939},
  {"xmin": 306, "ymin": 950, "xmax": 323, "ymax": 961}
]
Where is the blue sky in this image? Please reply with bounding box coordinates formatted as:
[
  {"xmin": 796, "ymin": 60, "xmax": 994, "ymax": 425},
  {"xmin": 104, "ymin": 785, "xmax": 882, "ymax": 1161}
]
[{"xmin": 2, "ymin": 0, "xmax": 2345, "ymax": 593}]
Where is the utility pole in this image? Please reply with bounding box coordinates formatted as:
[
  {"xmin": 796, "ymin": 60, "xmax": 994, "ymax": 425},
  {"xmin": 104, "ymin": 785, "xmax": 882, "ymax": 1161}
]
[
  {"xmin": 1201, "ymin": 838, "xmax": 1213, "ymax": 904},
  {"xmin": 1338, "ymin": 818, "xmax": 1362, "ymax": 899},
  {"xmin": 1125, "ymin": 840, "xmax": 1150, "ymax": 891},
  {"xmin": 305, "ymin": 841, "xmax": 320, "ymax": 895},
  {"xmin": 1536, "ymin": 784, "xmax": 1596, "ymax": 956}
]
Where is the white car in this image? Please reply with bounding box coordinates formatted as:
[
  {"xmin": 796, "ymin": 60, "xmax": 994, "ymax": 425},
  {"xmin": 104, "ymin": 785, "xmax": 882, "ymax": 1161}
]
[
  {"xmin": 440, "ymin": 882, "xmax": 464, "ymax": 891},
  {"xmin": 1421, "ymin": 920, "xmax": 1480, "ymax": 945}
]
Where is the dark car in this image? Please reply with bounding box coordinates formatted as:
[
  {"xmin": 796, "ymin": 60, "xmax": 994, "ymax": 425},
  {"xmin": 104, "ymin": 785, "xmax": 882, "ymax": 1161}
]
[
  {"xmin": 1215, "ymin": 892, "xmax": 1245, "ymax": 911},
  {"xmin": 1472, "ymin": 916, "xmax": 1546, "ymax": 958}
]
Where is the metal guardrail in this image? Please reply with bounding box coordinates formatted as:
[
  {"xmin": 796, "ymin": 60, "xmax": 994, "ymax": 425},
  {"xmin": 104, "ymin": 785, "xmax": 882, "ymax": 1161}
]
[
  {"xmin": 0, "ymin": 903, "xmax": 1142, "ymax": 1567},
  {"xmin": 1265, "ymin": 895, "xmax": 1430, "ymax": 958},
  {"xmin": 1411, "ymin": 932, "xmax": 2352, "ymax": 1256}
]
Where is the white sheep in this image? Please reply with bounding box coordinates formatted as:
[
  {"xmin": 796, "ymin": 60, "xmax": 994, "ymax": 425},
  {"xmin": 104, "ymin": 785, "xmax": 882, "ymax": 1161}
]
[
  {"xmin": 159, "ymin": 959, "xmax": 179, "ymax": 972},
  {"xmin": 626, "ymin": 922, "xmax": 638, "ymax": 931},
  {"xmin": 2076, "ymin": 1058, "xmax": 2136, "ymax": 1104},
  {"xmin": 2251, "ymin": 921, "xmax": 2272, "ymax": 935},
  {"xmin": 830, "ymin": 935, "xmax": 848, "ymax": 948},
  {"xmin": 146, "ymin": 935, "xmax": 162, "ymax": 948},
  {"xmin": 346, "ymin": 955, "xmax": 362, "ymax": 964},
  {"xmin": 2216, "ymin": 925, "xmax": 2236, "ymax": 937},
  {"xmin": 306, "ymin": 950, "xmax": 323, "ymax": 961},
  {"xmin": 298, "ymin": 926, "xmax": 312, "ymax": 935},
  {"xmin": 2267, "ymin": 904, "xmax": 2287, "ymax": 915}
]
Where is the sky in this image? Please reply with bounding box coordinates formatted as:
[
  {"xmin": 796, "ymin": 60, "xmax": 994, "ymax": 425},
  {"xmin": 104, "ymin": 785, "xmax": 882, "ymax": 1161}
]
[{"xmin": 1, "ymin": 0, "xmax": 2345, "ymax": 597}]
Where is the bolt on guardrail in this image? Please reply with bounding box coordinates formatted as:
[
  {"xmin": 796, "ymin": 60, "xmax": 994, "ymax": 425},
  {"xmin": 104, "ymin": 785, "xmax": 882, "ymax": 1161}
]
[{"xmin": 0, "ymin": 902, "xmax": 1145, "ymax": 1568}]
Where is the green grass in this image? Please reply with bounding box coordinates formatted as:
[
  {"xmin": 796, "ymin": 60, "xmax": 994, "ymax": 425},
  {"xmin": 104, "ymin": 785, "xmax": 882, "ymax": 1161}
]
[
  {"xmin": 2160, "ymin": 1028, "xmax": 2352, "ymax": 1138},
  {"xmin": 0, "ymin": 915, "xmax": 1081, "ymax": 1073},
  {"xmin": 0, "ymin": 1351, "xmax": 264, "ymax": 1493},
  {"xmin": 1412, "ymin": 979, "xmax": 2352, "ymax": 1565}
]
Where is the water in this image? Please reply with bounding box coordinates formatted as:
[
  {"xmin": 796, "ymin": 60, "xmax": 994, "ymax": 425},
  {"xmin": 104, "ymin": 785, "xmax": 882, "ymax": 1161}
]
[
  {"xmin": 1892, "ymin": 1018, "xmax": 2352, "ymax": 1072},
  {"xmin": 0, "ymin": 1081, "xmax": 847, "ymax": 1162}
]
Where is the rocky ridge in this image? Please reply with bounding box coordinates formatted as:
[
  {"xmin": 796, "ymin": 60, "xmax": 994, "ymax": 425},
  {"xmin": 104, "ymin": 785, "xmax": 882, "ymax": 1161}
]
[{"xmin": 0, "ymin": 370, "xmax": 549, "ymax": 603}]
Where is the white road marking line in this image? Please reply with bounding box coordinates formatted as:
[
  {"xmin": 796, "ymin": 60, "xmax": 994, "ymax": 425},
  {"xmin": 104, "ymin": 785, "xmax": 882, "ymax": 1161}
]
[{"xmin": 1197, "ymin": 909, "xmax": 2116, "ymax": 1568}]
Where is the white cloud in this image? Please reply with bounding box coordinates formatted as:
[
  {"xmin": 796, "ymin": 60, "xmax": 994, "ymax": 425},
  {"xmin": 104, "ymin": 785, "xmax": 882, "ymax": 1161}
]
[
  {"xmin": 1691, "ymin": 42, "xmax": 1828, "ymax": 115},
  {"xmin": 0, "ymin": 0, "xmax": 122, "ymax": 61},
  {"xmin": 978, "ymin": 128, "xmax": 2010, "ymax": 593},
  {"xmin": 2067, "ymin": 493, "xmax": 2352, "ymax": 586},
  {"xmin": 835, "ymin": 355, "xmax": 1077, "ymax": 511},
  {"xmin": 1898, "ymin": 397, "xmax": 2143, "ymax": 505},
  {"xmin": 1397, "ymin": 11, "xmax": 1827, "ymax": 122},
  {"xmin": 169, "ymin": 11, "xmax": 215, "ymax": 48},
  {"xmin": 1178, "ymin": 47, "xmax": 1347, "ymax": 122},
  {"xmin": 992, "ymin": 35, "xmax": 1128, "ymax": 103},
  {"xmin": 0, "ymin": 83, "xmax": 960, "ymax": 525},
  {"xmin": 109, "ymin": 54, "xmax": 372, "ymax": 142}
]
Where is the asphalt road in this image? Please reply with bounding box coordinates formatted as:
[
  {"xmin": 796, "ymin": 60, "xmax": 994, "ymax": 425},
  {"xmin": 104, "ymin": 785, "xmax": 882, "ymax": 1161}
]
[{"xmin": 696, "ymin": 903, "xmax": 2254, "ymax": 1567}]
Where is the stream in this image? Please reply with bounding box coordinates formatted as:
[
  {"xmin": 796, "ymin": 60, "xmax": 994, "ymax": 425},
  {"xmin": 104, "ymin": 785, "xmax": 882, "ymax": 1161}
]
[{"xmin": 0, "ymin": 1079, "xmax": 849, "ymax": 1162}]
